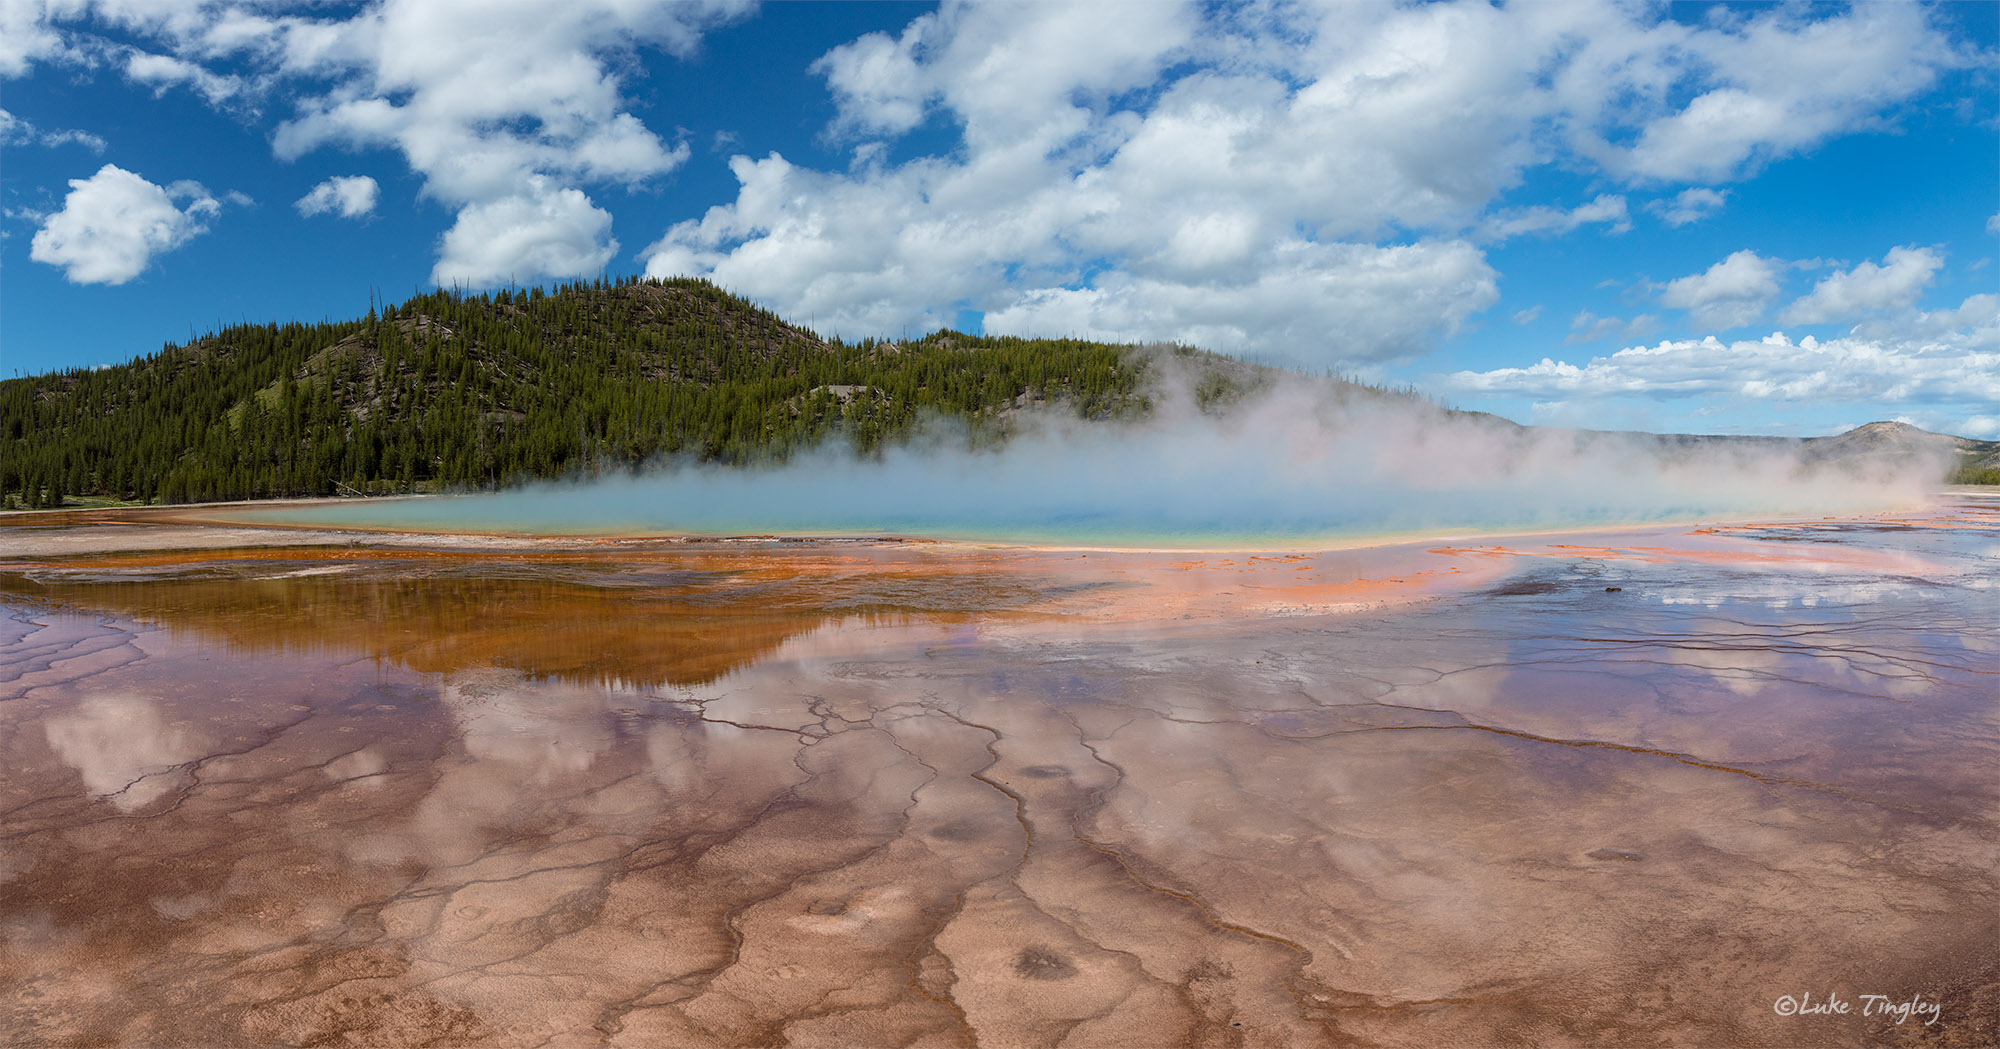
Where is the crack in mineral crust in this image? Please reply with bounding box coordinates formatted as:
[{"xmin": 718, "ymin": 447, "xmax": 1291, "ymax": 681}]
[{"xmin": 1, "ymin": 504, "xmax": 1996, "ymax": 1046}]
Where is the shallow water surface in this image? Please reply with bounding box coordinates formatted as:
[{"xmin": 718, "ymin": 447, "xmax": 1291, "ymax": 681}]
[{"xmin": 1, "ymin": 499, "xmax": 1995, "ymax": 1047}]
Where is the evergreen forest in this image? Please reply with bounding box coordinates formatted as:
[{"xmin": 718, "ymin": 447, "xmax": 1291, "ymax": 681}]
[
  {"xmin": 0, "ymin": 276, "xmax": 1256, "ymax": 507},
  {"xmin": 9, "ymin": 275, "xmax": 1989, "ymax": 510}
]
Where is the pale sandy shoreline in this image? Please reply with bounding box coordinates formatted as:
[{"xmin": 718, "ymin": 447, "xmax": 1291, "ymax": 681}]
[
  {"xmin": 5, "ymin": 490, "xmax": 1993, "ymax": 631},
  {"xmin": 1, "ymin": 487, "xmax": 1990, "ymax": 560}
]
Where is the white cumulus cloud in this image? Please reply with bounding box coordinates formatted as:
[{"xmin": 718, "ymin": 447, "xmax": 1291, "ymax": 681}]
[
  {"xmin": 1599, "ymin": 4, "xmax": 1961, "ymax": 182},
  {"xmin": 1567, "ymin": 311, "xmax": 1659, "ymax": 346},
  {"xmin": 1437, "ymin": 295, "xmax": 2000, "ymax": 429},
  {"xmin": 643, "ymin": 1, "xmax": 1962, "ymax": 365},
  {"xmin": 295, "ymin": 174, "xmax": 379, "ymax": 220},
  {"xmin": 268, "ymin": 1, "xmax": 748, "ymax": 204},
  {"xmin": 1647, "ymin": 188, "xmax": 1726, "ymax": 227},
  {"xmin": 2, "ymin": 0, "xmax": 1976, "ymax": 338},
  {"xmin": 268, "ymin": 0, "xmax": 748, "ymax": 284},
  {"xmin": 4, "ymin": 0, "xmax": 750, "ymax": 286},
  {"xmin": 123, "ymin": 49, "xmax": 244, "ymax": 104},
  {"xmin": 432, "ymin": 177, "xmax": 617, "ymax": 288},
  {"xmin": 982, "ymin": 240, "xmax": 1498, "ymax": 361},
  {"xmin": 0, "ymin": 106, "xmax": 106, "ymax": 151},
  {"xmin": 1479, "ymin": 194, "xmax": 1630, "ymax": 240},
  {"xmin": 1781, "ymin": 246, "xmax": 1942, "ymax": 324},
  {"xmin": 813, "ymin": 1, "xmax": 1196, "ymax": 149},
  {"xmin": 29, "ymin": 163, "xmax": 219, "ymax": 284},
  {"xmin": 1659, "ymin": 250, "xmax": 1783, "ymax": 330},
  {"xmin": 0, "ymin": 0, "xmax": 70, "ymax": 77}
]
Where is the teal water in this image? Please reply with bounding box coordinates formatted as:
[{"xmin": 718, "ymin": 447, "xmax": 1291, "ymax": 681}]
[
  {"xmin": 242, "ymin": 471, "xmax": 1906, "ymax": 549},
  {"xmin": 237, "ymin": 393, "xmax": 1936, "ymax": 549}
]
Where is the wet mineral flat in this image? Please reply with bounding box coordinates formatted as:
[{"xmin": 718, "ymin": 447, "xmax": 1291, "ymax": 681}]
[{"xmin": 1, "ymin": 498, "xmax": 1995, "ymax": 1047}]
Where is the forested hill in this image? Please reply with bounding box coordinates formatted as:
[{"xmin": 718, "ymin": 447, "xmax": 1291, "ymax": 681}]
[{"xmin": 4, "ymin": 276, "xmax": 1277, "ymax": 507}]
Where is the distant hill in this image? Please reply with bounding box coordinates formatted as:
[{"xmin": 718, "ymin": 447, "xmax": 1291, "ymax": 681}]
[
  {"xmin": 1548, "ymin": 419, "xmax": 1998, "ymax": 483},
  {"xmin": 4, "ymin": 277, "xmax": 1991, "ymax": 509},
  {"xmin": 0, "ymin": 276, "xmax": 1399, "ymax": 507},
  {"xmin": 1644, "ymin": 420, "xmax": 1997, "ymax": 484},
  {"xmin": 1800, "ymin": 420, "xmax": 2000, "ymax": 483}
]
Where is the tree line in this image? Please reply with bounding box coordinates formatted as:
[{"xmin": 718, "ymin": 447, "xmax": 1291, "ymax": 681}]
[{"xmin": 2, "ymin": 276, "xmax": 1176, "ymax": 507}]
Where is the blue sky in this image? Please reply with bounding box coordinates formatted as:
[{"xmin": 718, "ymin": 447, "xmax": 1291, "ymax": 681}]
[{"xmin": 2, "ymin": 0, "xmax": 1995, "ymax": 437}]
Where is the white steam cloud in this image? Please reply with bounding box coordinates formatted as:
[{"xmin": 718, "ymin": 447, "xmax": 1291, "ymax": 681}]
[{"xmin": 270, "ymin": 367, "xmax": 1942, "ymax": 548}]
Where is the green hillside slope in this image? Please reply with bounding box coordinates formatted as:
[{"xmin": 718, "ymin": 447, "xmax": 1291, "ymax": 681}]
[
  {"xmin": 3, "ymin": 277, "xmax": 1190, "ymax": 506},
  {"xmin": 12, "ymin": 276, "xmax": 1984, "ymax": 511}
]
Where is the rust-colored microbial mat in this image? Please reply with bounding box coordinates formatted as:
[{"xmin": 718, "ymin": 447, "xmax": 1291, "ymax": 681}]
[{"xmin": 1, "ymin": 497, "xmax": 1995, "ymax": 1047}]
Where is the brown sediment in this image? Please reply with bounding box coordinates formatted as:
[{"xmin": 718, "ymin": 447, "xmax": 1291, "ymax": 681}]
[
  {"xmin": 0, "ymin": 512, "xmax": 1527, "ymax": 671},
  {"xmin": 0, "ymin": 543, "xmax": 1504, "ymax": 687},
  {"xmin": 1, "ymin": 503, "xmax": 1996, "ymax": 1047}
]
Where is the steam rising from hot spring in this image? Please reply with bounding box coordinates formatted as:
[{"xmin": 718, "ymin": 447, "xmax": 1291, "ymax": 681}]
[{"xmin": 266, "ymin": 373, "xmax": 1947, "ymax": 546}]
